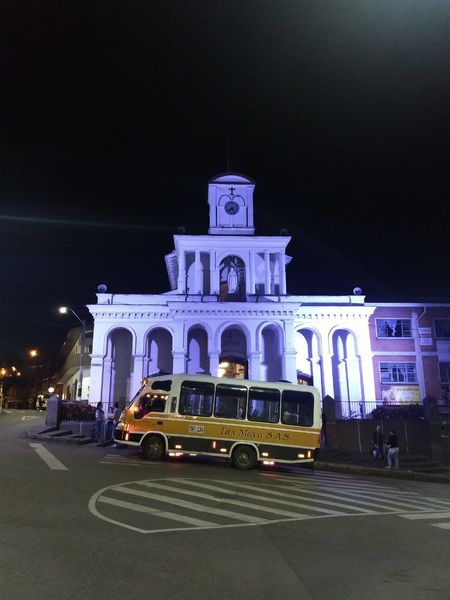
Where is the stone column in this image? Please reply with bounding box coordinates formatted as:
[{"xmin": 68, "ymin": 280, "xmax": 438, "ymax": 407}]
[
  {"xmin": 249, "ymin": 250, "xmax": 256, "ymax": 294},
  {"xmin": 264, "ymin": 252, "xmax": 271, "ymax": 294},
  {"xmin": 278, "ymin": 252, "xmax": 287, "ymax": 295},
  {"xmin": 283, "ymin": 350, "xmax": 297, "ymax": 384},
  {"xmin": 101, "ymin": 357, "xmax": 113, "ymax": 407},
  {"xmin": 194, "ymin": 250, "xmax": 203, "ymax": 294},
  {"xmin": 208, "ymin": 351, "xmax": 220, "ymax": 377},
  {"xmin": 172, "ymin": 351, "xmax": 186, "ymax": 374},
  {"xmin": 130, "ymin": 354, "xmax": 145, "ymax": 398},
  {"xmin": 320, "ymin": 352, "xmax": 334, "ymax": 399},
  {"xmin": 177, "ymin": 250, "xmax": 186, "ymax": 293},
  {"xmin": 88, "ymin": 354, "xmax": 105, "ymax": 406},
  {"xmin": 248, "ymin": 351, "xmax": 262, "ymax": 380}
]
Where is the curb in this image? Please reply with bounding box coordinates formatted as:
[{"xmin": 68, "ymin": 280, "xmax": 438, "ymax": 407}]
[{"xmin": 314, "ymin": 461, "xmax": 450, "ymax": 484}]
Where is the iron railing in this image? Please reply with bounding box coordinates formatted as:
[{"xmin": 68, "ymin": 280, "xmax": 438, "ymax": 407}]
[{"xmin": 334, "ymin": 401, "xmax": 425, "ymax": 420}]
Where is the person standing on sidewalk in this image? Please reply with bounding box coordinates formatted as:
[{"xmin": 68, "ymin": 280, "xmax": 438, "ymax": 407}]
[
  {"xmin": 104, "ymin": 404, "xmax": 115, "ymax": 442},
  {"xmin": 93, "ymin": 401, "xmax": 105, "ymax": 442},
  {"xmin": 385, "ymin": 429, "xmax": 399, "ymax": 469}
]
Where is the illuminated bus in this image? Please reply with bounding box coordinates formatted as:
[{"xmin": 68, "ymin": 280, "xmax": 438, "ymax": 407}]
[{"xmin": 114, "ymin": 374, "xmax": 322, "ymax": 470}]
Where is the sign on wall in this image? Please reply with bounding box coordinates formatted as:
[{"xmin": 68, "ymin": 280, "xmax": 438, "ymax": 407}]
[{"xmin": 381, "ymin": 385, "xmax": 420, "ymax": 404}]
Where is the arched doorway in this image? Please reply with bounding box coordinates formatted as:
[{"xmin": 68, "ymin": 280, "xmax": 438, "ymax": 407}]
[{"xmin": 220, "ymin": 327, "xmax": 248, "ymax": 378}]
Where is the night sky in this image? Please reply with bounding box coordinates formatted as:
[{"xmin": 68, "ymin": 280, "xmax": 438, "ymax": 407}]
[{"xmin": 1, "ymin": 1, "xmax": 449, "ymax": 365}]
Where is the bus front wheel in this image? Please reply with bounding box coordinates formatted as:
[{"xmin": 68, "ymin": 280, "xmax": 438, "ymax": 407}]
[
  {"xmin": 142, "ymin": 435, "xmax": 165, "ymax": 461},
  {"xmin": 232, "ymin": 445, "xmax": 257, "ymax": 470}
]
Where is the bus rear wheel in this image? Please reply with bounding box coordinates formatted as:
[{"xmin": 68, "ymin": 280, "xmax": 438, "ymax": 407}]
[
  {"xmin": 232, "ymin": 445, "xmax": 257, "ymax": 470},
  {"xmin": 142, "ymin": 435, "xmax": 165, "ymax": 461}
]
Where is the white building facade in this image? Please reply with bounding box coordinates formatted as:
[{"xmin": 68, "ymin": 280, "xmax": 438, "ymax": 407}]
[{"xmin": 87, "ymin": 173, "xmax": 377, "ymax": 412}]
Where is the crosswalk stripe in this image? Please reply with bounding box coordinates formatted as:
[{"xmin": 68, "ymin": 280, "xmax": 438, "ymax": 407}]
[
  {"xmin": 178, "ymin": 479, "xmax": 353, "ymax": 515},
  {"xmin": 398, "ymin": 512, "xmax": 450, "ymax": 520},
  {"xmin": 271, "ymin": 481, "xmax": 439, "ymax": 512},
  {"xmin": 220, "ymin": 480, "xmax": 402, "ymax": 513},
  {"xmin": 138, "ymin": 481, "xmax": 308, "ymax": 518},
  {"xmin": 98, "ymin": 495, "xmax": 217, "ymax": 526},
  {"xmin": 100, "ymin": 461, "xmax": 141, "ymax": 466},
  {"xmin": 431, "ymin": 523, "xmax": 450, "ymax": 529},
  {"xmin": 112, "ymin": 485, "xmax": 269, "ymax": 524}
]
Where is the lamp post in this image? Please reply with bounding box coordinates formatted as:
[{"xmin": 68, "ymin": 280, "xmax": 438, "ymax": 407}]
[
  {"xmin": 0, "ymin": 366, "xmax": 21, "ymax": 413},
  {"xmin": 59, "ymin": 306, "xmax": 86, "ymax": 400}
]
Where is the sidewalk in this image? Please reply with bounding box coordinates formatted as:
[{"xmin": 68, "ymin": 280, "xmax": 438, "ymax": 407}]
[
  {"xmin": 25, "ymin": 423, "xmax": 450, "ymax": 483},
  {"xmin": 315, "ymin": 448, "xmax": 450, "ymax": 484}
]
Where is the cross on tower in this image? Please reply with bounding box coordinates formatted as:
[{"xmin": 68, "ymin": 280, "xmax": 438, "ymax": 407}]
[{"xmin": 228, "ymin": 186, "xmax": 235, "ymax": 196}]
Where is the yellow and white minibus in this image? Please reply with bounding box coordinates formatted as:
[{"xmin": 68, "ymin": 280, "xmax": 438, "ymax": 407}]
[{"xmin": 114, "ymin": 374, "xmax": 322, "ymax": 469}]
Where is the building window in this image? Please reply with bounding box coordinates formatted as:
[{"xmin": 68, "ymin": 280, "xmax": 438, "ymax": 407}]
[
  {"xmin": 376, "ymin": 319, "xmax": 412, "ymax": 338},
  {"xmin": 434, "ymin": 320, "xmax": 450, "ymax": 339},
  {"xmin": 439, "ymin": 362, "xmax": 450, "ymax": 385},
  {"xmin": 380, "ymin": 362, "xmax": 417, "ymax": 384}
]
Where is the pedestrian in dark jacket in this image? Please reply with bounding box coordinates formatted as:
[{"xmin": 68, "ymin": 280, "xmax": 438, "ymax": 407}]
[
  {"xmin": 92, "ymin": 402, "xmax": 104, "ymax": 442},
  {"xmin": 385, "ymin": 429, "xmax": 399, "ymax": 469}
]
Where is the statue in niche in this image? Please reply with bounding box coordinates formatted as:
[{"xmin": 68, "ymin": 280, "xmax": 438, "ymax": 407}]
[{"xmin": 227, "ymin": 264, "xmax": 238, "ymax": 294}]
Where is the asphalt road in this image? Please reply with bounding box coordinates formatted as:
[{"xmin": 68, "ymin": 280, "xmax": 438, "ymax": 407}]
[{"xmin": 1, "ymin": 410, "xmax": 449, "ymax": 600}]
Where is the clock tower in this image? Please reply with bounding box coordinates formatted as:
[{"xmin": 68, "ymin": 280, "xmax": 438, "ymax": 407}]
[{"xmin": 208, "ymin": 173, "xmax": 255, "ymax": 235}]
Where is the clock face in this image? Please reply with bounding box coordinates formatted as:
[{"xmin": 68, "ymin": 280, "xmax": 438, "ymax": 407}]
[{"xmin": 225, "ymin": 200, "xmax": 240, "ymax": 215}]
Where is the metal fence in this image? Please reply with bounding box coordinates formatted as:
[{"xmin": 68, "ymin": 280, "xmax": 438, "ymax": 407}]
[
  {"xmin": 60, "ymin": 400, "xmax": 98, "ymax": 422},
  {"xmin": 334, "ymin": 401, "xmax": 426, "ymax": 421}
]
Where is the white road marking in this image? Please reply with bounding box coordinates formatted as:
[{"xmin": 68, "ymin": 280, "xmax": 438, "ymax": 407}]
[
  {"xmin": 99, "ymin": 454, "xmax": 157, "ymax": 467},
  {"xmin": 177, "ymin": 479, "xmax": 349, "ymax": 515},
  {"xmin": 113, "ymin": 485, "xmax": 268, "ymax": 524},
  {"xmin": 98, "ymin": 495, "xmax": 217, "ymax": 527},
  {"xmin": 398, "ymin": 512, "xmax": 450, "ymax": 520},
  {"xmin": 29, "ymin": 443, "xmax": 68, "ymax": 470},
  {"xmin": 100, "ymin": 461, "xmax": 141, "ymax": 466},
  {"xmin": 89, "ymin": 475, "xmax": 450, "ymax": 535},
  {"xmin": 21, "ymin": 415, "xmax": 40, "ymax": 421},
  {"xmin": 139, "ymin": 481, "xmax": 307, "ymax": 518}
]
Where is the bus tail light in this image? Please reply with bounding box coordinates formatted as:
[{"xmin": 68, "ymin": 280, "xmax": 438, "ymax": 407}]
[
  {"xmin": 298, "ymin": 452, "xmax": 305, "ymax": 458},
  {"xmin": 263, "ymin": 460, "xmax": 275, "ymax": 466}
]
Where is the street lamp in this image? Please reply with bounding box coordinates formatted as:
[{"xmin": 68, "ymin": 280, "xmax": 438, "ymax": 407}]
[
  {"xmin": 59, "ymin": 306, "xmax": 86, "ymax": 400},
  {"xmin": 0, "ymin": 366, "xmax": 22, "ymax": 413}
]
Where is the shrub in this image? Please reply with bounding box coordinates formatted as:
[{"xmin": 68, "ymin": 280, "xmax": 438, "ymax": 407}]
[{"xmin": 371, "ymin": 403, "xmax": 424, "ymax": 420}]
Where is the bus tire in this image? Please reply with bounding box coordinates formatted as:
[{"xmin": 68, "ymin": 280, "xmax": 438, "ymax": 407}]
[
  {"xmin": 142, "ymin": 435, "xmax": 165, "ymax": 461},
  {"xmin": 232, "ymin": 445, "xmax": 257, "ymax": 470}
]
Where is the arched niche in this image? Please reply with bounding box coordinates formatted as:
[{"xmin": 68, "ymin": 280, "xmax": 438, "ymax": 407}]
[
  {"xmin": 106, "ymin": 328, "xmax": 133, "ymax": 407},
  {"xmin": 219, "ymin": 255, "xmax": 246, "ymax": 301},
  {"xmin": 331, "ymin": 328, "xmax": 362, "ymax": 417},
  {"xmin": 145, "ymin": 327, "xmax": 173, "ymax": 376},
  {"xmin": 220, "ymin": 326, "xmax": 248, "ymax": 378},
  {"xmin": 187, "ymin": 326, "xmax": 209, "ymax": 374},
  {"xmin": 294, "ymin": 328, "xmax": 322, "ymax": 392},
  {"xmin": 260, "ymin": 324, "xmax": 283, "ymax": 382}
]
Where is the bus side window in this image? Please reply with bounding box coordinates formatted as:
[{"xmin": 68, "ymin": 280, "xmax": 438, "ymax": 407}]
[
  {"xmin": 281, "ymin": 390, "xmax": 315, "ymax": 427},
  {"xmin": 248, "ymin": 387, "xmax": 280, "ymax": 423},
  {"xmin": 214, "ymin": 384, "xmax": 247, "ymax": 419}
]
